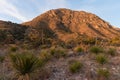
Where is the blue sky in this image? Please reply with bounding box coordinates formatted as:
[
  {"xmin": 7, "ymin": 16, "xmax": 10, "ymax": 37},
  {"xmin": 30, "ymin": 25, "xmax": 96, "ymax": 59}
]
[{"xmin": 0, "ymin": 0, "xmax": 120, "ymax": 27}]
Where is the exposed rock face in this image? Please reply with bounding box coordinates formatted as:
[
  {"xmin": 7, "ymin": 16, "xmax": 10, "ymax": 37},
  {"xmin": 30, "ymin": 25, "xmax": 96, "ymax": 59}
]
[{"xmin": 23, "ymin": 8, "xmax": 120, "ymax": 42}]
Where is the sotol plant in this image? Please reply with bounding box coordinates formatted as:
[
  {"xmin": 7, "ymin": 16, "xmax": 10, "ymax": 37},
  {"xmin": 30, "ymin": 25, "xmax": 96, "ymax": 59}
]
[{"xmin": 10, "ymin": 53, "xmax": 43, "ymax": 80}]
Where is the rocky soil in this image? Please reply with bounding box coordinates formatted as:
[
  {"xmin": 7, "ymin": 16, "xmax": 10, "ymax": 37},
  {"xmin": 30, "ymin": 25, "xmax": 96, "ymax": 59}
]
[{"xmin": 1, "ymin": 46, "xmax": 120, "ymax": 80}]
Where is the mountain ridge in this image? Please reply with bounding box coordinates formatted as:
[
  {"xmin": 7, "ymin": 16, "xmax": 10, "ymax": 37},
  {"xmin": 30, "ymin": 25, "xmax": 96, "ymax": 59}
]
[
  {"xmin": 23, "ymin": 8, "xmax": 120, "ymax": 41},
  {"xmin": 0, "ymin": 8, "xmax": 120, "ymax": 46}
]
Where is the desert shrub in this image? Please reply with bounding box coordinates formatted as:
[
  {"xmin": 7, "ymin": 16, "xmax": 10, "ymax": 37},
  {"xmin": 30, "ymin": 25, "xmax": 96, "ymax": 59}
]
[
  {"xmin": 10, "ymin": 46, "xmax": 18, "ymax": 52},
  {"xmin": 40, "ymin": 50, "xmax": 52, "ymax": 62},
  {"xmin": 69, "ymin": 60, "xmax": 83, "ymax": 73},
  {"xmin": 0, "ymin": 56, "xmax": 5, "ymax": 63},
  {"xmin": 40, "ymin": 45, "xmax": 50, "ymax": 49},
  {"xmin": 90, "ymin": 46, "xmax": 103, "ymax": 54},
  {"xmin": 50, "ymin": 48, "xmax": 56, "ymax": 56},
  {"xmin": 65, "ymin": 39, "xmax": 76, "ymax": 49},
  {"xmin": 0, "ymin": 30, "xmax": 7, "ymax": 43},
  {"xmin": 107, "ymin": 48, "xmax": 116, "ymax": 56},
  {"xmin": 50, "ymin": 48, "xmax": 66, "ymax": 58},
  {"xmin": 74, "ymin": 46, "xmax": 84, "ymax": 53},
  {"xmin": 110, "ymin": 37, "xmax": 120, "ymax": 46},
  {"xmin": 82, "ymin": 37, "xmax": 96, "ymax": 45},
  {"xmin": 10, "ymin": 53, "xmax": 43, "ymax": 80},
  {"xmin": 96, "ymin": 54, "xmax": 108, "ymax": 65},
  {"xmin": 97, "ymin": 68, "xmax": 110, "ymax": 79},
  {"xmin": 55, "ymin": 49, "xmax": 66, "ymax": 58}
]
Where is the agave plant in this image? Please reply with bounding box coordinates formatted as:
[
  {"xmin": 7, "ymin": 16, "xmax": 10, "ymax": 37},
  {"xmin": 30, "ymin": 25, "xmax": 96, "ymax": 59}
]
[{"xmin": 10, "ymin": 53, "xmax": 43, "ymax": 80}]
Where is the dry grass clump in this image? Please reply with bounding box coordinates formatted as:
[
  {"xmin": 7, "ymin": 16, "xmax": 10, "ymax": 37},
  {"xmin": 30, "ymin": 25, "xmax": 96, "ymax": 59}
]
[
  {"xmin": 97, "ymin": 68, "xmax": 110, "ymax": 80},
  {"xmin": 10, "ymin": 45, "xmax": 18, "ymax": 52},
  {"xmin": 39, "ymin": 50, "xmax": 52, "ymax": 62},
  {"xmin": 95, "ymin": 54, "xmax": 108, "ymax": 65},
  {"xmin": 90, "ymin": 46, "xmax": 103, "ymax": 54},
  {"xmin": 106, "ymin": 48, "xmax": 116, "ymax": 56},
  {"xmin": 50, "ymin": 47, "xmax": 67, "ymax": 58},
  {"xmin": 68, "ymin": 60, "xmax": 83, "ymax": 73},
  {"xmin": 74, "ymin": 46, "xmax": 84, "ymax": 53}
]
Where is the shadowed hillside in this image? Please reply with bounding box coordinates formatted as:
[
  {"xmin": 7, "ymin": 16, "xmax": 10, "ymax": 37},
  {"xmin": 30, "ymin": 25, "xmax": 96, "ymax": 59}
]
[{"xmin": 0, "ymin": 20, "xmax": 27, "ymax": 44}]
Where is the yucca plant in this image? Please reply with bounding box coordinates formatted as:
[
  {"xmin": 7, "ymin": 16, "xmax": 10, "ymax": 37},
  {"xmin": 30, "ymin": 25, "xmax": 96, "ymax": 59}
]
[{"xmin": 10, "ymin": 53, "xmax": 43, "ymax": 80}]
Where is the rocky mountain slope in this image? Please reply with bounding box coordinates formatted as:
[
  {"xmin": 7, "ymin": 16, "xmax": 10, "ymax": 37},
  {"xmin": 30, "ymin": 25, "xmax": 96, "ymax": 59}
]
[
  {"xmin": 0, "ymin": 8, "xmax": 120, "ymax": 45},
  {"xmin": 23, "ymin": 8, "xmax": 120, "ymax": 42}
]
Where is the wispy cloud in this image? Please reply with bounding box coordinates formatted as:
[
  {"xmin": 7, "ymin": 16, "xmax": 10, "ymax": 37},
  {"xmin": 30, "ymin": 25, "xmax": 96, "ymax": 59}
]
[
  {"xmin": 31, "ymin": 0, "xmax": 68, "ymax": 13},
  {"xmin": 0, "ymin": 0, "xmax": 27, "ymax": 21}
]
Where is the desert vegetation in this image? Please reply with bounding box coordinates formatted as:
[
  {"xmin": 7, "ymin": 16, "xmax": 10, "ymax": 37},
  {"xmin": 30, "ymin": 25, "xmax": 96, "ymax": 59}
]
[
  {"xmin": 68, "ymin": 60, "xmax": 83, "ymax": 73},
  {"xmin": 0, "ymin": 8, "xmax": 120, "ymax": 80},
  {"xmin": 0, "ymin": 44, "xmax": 119, "ymax": 80}
]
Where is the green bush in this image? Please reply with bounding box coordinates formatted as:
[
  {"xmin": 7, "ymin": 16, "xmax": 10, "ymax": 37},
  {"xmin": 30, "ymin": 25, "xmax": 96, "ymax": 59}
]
[
  {"xmin": 55, "ymin": 49, "xmax": 66, "ymax": 58},
  {"xmin": 97, "ymin": 68, "xmax": 110, "ymax": 79},
  {"xmin": 107, "ymin": 48, "xmax": 116, "ymax": 56},
  {"xmin": 74, "ymin": 47, "xmax": 84, "ymax": 53},
  {"xmin": 69, "ymin": 60, "xmax": 83, "ymax": 73},
  {"xmin": 10, "ymin": 46, "xmax": 18, "ymax": 52},
  {"xmin": 50, "ymin": 48, "xmax": 56, "ymax": 56},
  {"xmin": 50, "ymin": 48, "xmax": 66, "ymax": 58},
  {"xmin": 96, "ymin": 54, "xmax": 108, "ymax": 65},
  {"xmin": 90, "ymin": 46, "xmax": 103, "ymax": 54},
  {"xmin": 40, "ymin": 50, "xmax": 52, "ymax": 62}
]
